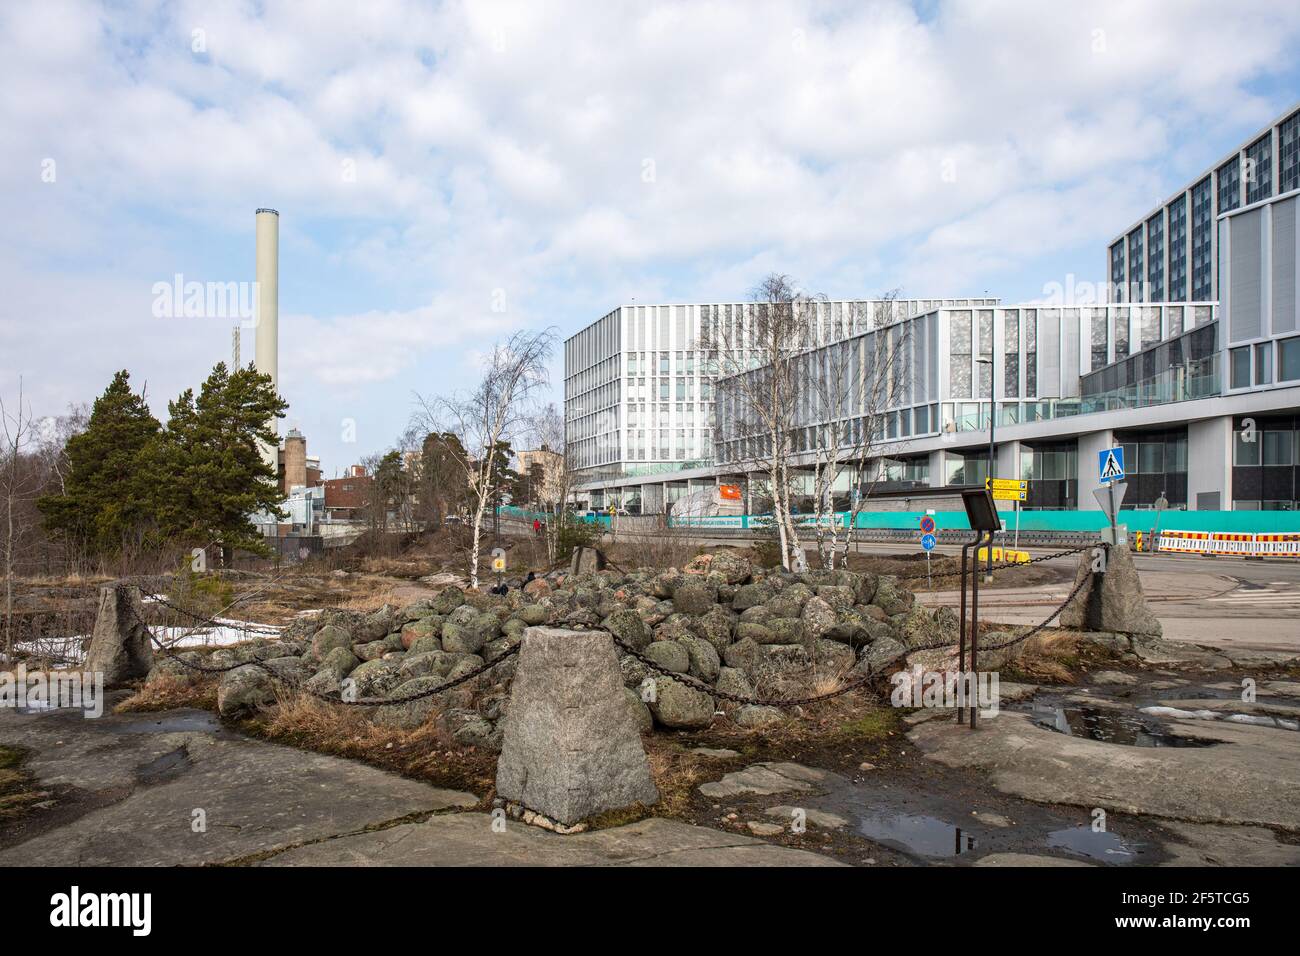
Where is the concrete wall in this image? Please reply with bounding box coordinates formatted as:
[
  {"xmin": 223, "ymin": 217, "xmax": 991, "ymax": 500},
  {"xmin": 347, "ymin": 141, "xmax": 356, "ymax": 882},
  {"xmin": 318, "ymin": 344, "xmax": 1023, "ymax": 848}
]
[{"xmin": 1188, "ymin": 416, "xmax": 1233, "ymax": 510}]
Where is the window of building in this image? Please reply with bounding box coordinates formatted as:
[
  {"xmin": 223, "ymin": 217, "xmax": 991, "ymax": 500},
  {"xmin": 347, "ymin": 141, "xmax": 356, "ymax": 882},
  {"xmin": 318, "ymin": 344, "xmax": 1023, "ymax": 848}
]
[
  {"xmin": 1230, "ymin": 346, "xmax": 1251, "ymax": 389},
  {"xmin": 1281, "ymin": 337, "xmax": 1300, "ymax": 381},
  {"xmin": 1245, "ymin": 135, "xmax": 1272, "ymax": 205},
  {"xmin": 1255, "ymin": 341, "xmax": 1273, "ymax": 385},
  {"xmin": 1127, "ymin": 227, "xmax": 1144, "ymax": 301},
  {"xmin": 948, "ymin": 311, "xmax": 972, "ymax": 398},
  {"xmin": 1234, "ymin": 430, "xmax": 1260, "ymax": 465},
  {"xmin": 1263, "ymin": 431, "xmax": 1293, "ymax": 465},
  {"xmin": 1191, "ymin": 177, "xmax": 1214, "ymax": 300},
  {"xmin": 1281, "ymin": 111, "xmax": 1300, "ymax": 194},
  {"xmin": 1218, "ymin": 155, "xmax": 1241, "ymax": 213}
]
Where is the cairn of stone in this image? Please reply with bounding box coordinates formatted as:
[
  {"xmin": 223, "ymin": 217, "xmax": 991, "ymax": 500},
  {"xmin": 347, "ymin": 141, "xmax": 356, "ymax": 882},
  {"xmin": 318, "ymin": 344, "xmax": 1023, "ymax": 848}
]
[
  {"xmin": 86, "ymin": 584, "xmax": 155, "ymax": 685},
  {"xmin": 495, "ymin": 626, "xmax": 659, "ymax": 827}
]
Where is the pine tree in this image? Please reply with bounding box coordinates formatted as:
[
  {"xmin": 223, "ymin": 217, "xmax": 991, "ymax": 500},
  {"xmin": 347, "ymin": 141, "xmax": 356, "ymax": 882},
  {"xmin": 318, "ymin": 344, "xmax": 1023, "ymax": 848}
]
[
  {"xmin": 37, "ymin": 370, "xmax": 164, "ymax": 563},
  {"xmin": 160, "ymin": 362, "xmax": 287, "ymax": 558}
]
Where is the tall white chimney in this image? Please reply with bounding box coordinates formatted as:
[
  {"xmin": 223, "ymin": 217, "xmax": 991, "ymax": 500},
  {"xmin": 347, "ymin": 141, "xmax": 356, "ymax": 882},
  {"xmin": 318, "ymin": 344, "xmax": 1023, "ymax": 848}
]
[
  {"xmin": 255, "ymin": 208, "xmax": 280, "ymax": 471},
  {"xmin": 254, "ymin": 208, "xmax": 279, "ymax": 392}
]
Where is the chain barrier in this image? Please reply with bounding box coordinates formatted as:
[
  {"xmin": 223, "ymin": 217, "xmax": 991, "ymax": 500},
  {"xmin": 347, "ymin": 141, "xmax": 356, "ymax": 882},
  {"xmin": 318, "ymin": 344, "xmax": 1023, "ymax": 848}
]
[
  {"xmin": 608, "ymin": 542, "xmax": 1107, "ymax": 709},
  {"xmin": 126, "ymin": 595, "xmax": 520, "ymax": 706},
  {"xmin": 126, "ymin": 542, "xmax": 1105, "ymax": 712}
]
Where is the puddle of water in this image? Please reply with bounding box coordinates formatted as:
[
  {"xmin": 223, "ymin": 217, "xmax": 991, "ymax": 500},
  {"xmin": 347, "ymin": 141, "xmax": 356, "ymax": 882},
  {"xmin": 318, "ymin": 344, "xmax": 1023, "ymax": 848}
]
[
  {"xmin": 857, "ymin": 810, "xmax": 977, "ymax": 858},
  {"xmin": 1047, "ymin": 825, "xmax": 1144, "ymax": 863},
  {"xmin": 1028, "ymin": 703, "xmax": 1217, "ymax": 748},
  {"xmin": 134, "ymin": 747, "xmax": 192, "ymax": 784},
  {"xmin": 113, "ymin": 712, "xmax": 220, "ymax": 735}
]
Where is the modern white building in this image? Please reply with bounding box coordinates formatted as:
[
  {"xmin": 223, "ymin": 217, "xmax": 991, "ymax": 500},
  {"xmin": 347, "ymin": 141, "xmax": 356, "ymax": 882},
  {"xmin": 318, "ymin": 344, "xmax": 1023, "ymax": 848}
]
[
  {"xmin": 563, "ymin": 298, "xmax": 998, "ymax": 504},
  {"xmin": 1107, "ymin": 103, "xmax": 1300, "ymax": 304},
  {"xmin": 565, "ymin": 104, "xmax": 1300, "ymax": 516}
]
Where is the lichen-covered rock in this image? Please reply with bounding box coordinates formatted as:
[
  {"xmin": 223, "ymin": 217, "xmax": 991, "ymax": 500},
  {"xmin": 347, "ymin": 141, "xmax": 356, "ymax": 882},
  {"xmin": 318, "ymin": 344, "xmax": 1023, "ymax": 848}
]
[
  {"xmin": 692, "ymin": 605, "xmax": 736, "ymax": 652},
  {"xmin": 317, "ymin": 645, "xmax": 360, "ymax": 679},
  {"xmin": 354, "ymin": 640, "xmax": 389, "ymax": 662},
  {"xmin": 680, "ymin": 635, "xmax": 721, "ymax": 682},
  {"xmin": 735, "ymin": 621, "xmax": 777, "ymax": 645},
  {"xmin": 374, "ymin": 676, "xmax": 443, "ymax": 729},
  {"xmin": 812, "ymin": 639, "xmax": 855, "ymax": 673},
  {"xmin": 622, "ymin": 687, "xmax": 654, "ymax": 733},
  {"xmin": 441, "ymin": 620, "xmax": 486, "ymax": 656},
  {"xmin": 734, "ymin": 704, "xmax": 784, "ymax": 728},
  {"xmin": 145, "ymin": 651, "xmax": 203, "ymax": 682},
  {"xmin": 311, "ymin": 624, "xmax": 352, "ymax": 660},
  {"xmin": 407, "ymin": 633, "xmax": 442, "ymax": 656},
  {"xmin": 601, "ymin": 607, "xmax": 653, "ymax": 651},
  {"xmin": 872, "ymin": 575, "xmax": 914, "ymax": 616},
  {"xmin": 400, "ymin": 617, "xmax": 439, "ymax": 649},
  {"xmin": 517, "ymin": 604, "xmax": 547, "ymax": 626},
  {"xmin": 856, "ymin": 636, "xmax": 908, "ymax": 672},
  {"xmin": 732, "ymin": 582, "xmax": 773, "ymax": 610},
  {"xmin": 722, "ymin": 636, "xmax": 763, "ymax": 673},
  {"xmin": 767, "ymin": 582, "xmax": 814, "ymax": 619},
  {"xmin": 356, "ymin": 605, "xmax": 396, "ymax": 642},
  {"xmin": 644, "ymin": 640, "xmax": 689, "ymax": 673},
  {"xmin": 648, "ymin": 676, "xmax": 715, "ymax": 729},
  {"xmin": 766, "ymin": 618, "xmax": 806, "ymax": 646},
  {"xmin": 814, "ymin": 585, "xmax": 856, "ymax": 612},
  {"xmin": 708, "ymin": 551, "xmax": 754, "ymax": 585},
  {"xmin": 715, "ymin": 666, "xmax": 754, "ymax": 700},
  {"xmin": 349, "ymin": 659, "xmax": 404, "ymax": 698},
  {"xmin": 898, "ymin": 604, "xmax": 959, "ymax": 648},
  {"xmin": 217, "ymin": 664, "xmax": 277, "ymax": 717},
  {"xmin": 672, "ymin": 580, "xmax": 717, "ymax": 616},
  {"xmin": 619, "ymin": 653, "xmax": 651, "ymax": 689}
]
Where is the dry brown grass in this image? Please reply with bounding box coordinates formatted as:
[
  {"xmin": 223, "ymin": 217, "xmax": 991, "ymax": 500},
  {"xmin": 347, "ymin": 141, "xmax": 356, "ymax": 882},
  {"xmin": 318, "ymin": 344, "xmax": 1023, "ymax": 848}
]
[
  {"xmin": 0, "ymin": 746, "xmax": 47, "ymax": 822},
  {"xmin": 999, "ymin": 628, "xmax": 1084, "ymax": 683},
  {"xmin": 243, "ymin": 693, "xmax": 496, "ymax": 797},
  {"xmin": 331, "ymin": 582, "xmax": 400, "ymax": 613},
  {"xmin": 116, "ymin": 674, "xmax": 219, "ymax": 713},
  {"xmin": 644, "ymin": 744, "xmax": 706, "ymax": 818},
  {"xmin": 16, "ymin": 572, "xmax": 114, "ymax": 587}
]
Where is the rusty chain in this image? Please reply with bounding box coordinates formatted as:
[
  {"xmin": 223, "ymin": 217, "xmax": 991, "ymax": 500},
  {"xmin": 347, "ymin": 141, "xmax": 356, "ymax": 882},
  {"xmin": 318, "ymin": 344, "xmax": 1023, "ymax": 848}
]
[
  {"xmin": 126, "ymin": 598, "xmax": 519, "ymax": 706},
  {"xmin": 128, "ymin": 541, "xmax": 1106, "ymax": 712}
]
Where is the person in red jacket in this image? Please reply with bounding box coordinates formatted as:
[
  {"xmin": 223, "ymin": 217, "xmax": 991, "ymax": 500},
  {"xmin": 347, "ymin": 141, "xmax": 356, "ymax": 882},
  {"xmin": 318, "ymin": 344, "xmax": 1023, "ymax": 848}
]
[{"xmin": 532, "ymin": 517, "xmax": 542, "ymax": 536}]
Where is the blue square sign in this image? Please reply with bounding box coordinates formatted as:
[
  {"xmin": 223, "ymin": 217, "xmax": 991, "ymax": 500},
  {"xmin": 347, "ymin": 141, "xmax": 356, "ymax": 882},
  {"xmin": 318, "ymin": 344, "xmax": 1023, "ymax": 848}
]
[{"xmin": 1098, "ymin": 446, "xmax": 1125, "ymax": 483}]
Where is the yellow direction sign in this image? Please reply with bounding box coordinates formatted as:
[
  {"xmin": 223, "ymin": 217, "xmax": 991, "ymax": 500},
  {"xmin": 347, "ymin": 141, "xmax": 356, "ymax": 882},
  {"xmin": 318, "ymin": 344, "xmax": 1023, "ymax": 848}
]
[
  {"xmin": 992, "ymin": 489, "xmax": 1027, "ymax": 501},
  {"xmin": 986, "ymin": 478, "xmax": 1028, "ymax": 492}
]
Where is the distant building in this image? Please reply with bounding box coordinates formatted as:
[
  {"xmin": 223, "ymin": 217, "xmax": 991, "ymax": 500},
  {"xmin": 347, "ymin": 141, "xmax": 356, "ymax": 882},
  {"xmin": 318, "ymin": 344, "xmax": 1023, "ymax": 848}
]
[
  {"xmin": 323, "ymin": 466, "xmax": 372, "ymax": 520},
  {"xmin": 517, "ymin": 446, "xmax": 564, "ymax": 505}
]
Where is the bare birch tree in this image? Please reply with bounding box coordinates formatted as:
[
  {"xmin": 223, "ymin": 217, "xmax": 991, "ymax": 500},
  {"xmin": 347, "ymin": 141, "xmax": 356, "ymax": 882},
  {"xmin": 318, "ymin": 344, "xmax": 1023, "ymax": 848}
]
[
  {"xmin": 806, "ymin": 292, "xmax": 911, "ymax": 568},
  {"xmin": 524, "ymin": 402, "xmax": 574, "ymax": 564},
  {"xmin": 1, "ymin": 380, "xmax": 41, "ymax": 663},
  {"xmin": 415, "ymin": 329, "xmax": 555, "ymax": 589},
  {"xmin": 702, "ymin": 275, "xmax": 818, "ymax": 572}
]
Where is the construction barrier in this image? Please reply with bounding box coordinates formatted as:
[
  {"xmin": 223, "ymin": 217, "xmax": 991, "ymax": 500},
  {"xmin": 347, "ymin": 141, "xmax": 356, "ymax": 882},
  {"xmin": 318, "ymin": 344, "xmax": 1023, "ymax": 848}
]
[
  {"xmin": 1208, "ymin": 532, "xmax": 1256, "ymax": 556},
  {"xmin": 1156, "ymin": 530, "xmax": 1211, "ymax": 553},
  {"xmin": 976, "ymin": 546, "xmax": 1031, "ymax": 564},
  {"xmin": 1157, "ymin": 529, "xmax": 1300, "ymax": 557},
  {"xmin": 1255, "ymin": 533, "xmax": 1300, "ymax": 557}
]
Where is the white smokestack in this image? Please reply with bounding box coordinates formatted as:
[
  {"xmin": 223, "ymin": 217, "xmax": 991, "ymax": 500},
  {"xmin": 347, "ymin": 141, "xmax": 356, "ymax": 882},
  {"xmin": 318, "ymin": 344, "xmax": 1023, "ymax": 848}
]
[
  {"xmin": 254, "ymin": 208, "xmax": 279, "ymax": 392},
  {"xmin": 255, "ymin": 208, "xmax": 280, "ymax": 472}
]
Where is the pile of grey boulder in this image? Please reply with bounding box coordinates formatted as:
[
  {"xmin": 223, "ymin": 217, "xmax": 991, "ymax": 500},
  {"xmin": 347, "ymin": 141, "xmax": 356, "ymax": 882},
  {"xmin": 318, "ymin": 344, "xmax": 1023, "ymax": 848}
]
[{"xmin": 149, "ymin": 550, "xmax": 961, "ymax": 749}]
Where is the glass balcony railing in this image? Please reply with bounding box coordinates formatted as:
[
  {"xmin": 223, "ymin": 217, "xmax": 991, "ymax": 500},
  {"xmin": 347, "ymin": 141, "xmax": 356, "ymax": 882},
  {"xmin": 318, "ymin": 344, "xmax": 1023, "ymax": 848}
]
[{"xmin": 949, "ymin": 358, "xmax": 1221, "ymax": 433}]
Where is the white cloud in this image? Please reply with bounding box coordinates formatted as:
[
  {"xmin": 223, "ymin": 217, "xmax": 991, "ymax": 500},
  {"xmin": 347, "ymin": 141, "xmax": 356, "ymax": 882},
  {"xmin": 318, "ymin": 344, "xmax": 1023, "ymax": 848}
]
[{"xmin": 3, "ymin": 0, "xmax": 1299, "ymax": 469}]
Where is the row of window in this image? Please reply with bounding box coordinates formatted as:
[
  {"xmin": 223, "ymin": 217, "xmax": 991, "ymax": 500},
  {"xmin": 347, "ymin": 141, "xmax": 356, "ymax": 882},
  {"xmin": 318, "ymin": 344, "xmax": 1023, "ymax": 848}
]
[{"xmin": 1228, "ymin": 336, "xmax": 1300, "ymax": 389}]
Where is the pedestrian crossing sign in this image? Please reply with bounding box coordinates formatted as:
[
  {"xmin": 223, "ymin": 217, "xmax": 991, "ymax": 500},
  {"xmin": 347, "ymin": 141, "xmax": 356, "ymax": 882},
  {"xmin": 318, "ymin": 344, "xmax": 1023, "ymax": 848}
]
[{"xmin": 1098, "ymin": 446, "xmax": 1125, "ymax": 483}]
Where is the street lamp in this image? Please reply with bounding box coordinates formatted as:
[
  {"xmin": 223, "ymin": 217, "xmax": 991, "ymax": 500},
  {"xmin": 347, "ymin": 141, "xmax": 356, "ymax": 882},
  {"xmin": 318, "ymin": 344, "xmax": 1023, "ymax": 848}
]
[{"xmin": 975, "ymin": 356, "xmax": 996, "ymax": 581}]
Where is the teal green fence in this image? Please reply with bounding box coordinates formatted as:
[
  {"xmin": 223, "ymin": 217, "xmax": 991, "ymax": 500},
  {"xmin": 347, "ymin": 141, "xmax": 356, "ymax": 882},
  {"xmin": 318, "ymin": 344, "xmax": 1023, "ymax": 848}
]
[{"xmin": 499, "ymin": 505, "xmax": 1300, "ymax": 535}]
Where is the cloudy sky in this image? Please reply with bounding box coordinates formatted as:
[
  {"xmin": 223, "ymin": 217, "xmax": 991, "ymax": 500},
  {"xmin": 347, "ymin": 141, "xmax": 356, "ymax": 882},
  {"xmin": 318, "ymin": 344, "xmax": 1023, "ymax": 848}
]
[{"xmin": 3, "ymin": 0, "xmax": 1299, "ymax": 473}]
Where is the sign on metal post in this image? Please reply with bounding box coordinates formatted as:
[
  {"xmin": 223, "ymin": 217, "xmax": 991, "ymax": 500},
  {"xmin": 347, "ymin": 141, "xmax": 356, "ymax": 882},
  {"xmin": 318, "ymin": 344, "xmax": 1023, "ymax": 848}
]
[
  {"xmin": 920, "ymin": 532, "xmax": 936, "ymax": 551},
  {"xmin": 986, "ymin": 477, "xmax": 1027, "ymax": 502},
  {"xmin": 919, "ymin": 515, "xmax": 936, "ymax": 535},
  {"xmin": 1098, "ymin": 446, "xmax": 1125, "ymax": 483},
  {"xmin": 1092, "ymin": 480, "xmax": 1128, "ymax": 525}
]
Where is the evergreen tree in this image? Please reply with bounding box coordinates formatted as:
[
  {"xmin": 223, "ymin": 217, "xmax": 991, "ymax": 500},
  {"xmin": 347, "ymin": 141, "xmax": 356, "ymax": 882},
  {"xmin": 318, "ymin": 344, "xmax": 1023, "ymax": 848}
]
[
  {"xmin": 160, "ymin": 362, "xmax": 287, "ymax": 557},
  {"xmin": 37, "ymin": 370, "xmax": 163, "ymax": 561}
]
